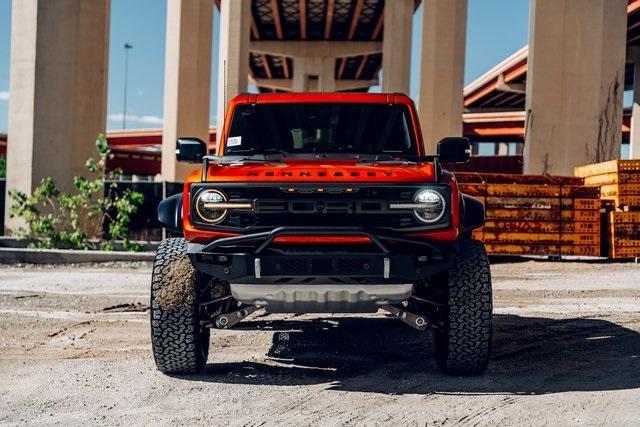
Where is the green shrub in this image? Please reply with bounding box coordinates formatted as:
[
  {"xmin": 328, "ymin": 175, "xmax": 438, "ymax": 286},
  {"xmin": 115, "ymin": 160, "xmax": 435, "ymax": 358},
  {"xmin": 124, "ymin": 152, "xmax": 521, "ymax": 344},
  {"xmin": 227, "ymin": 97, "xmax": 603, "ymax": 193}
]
[
  {"xmin": 0, "ymin": 156, "xmax": 6, "ymax": 179},
  {"xmin": 8, "ymin": 134, "xmax": 144, "ymax": 251}
]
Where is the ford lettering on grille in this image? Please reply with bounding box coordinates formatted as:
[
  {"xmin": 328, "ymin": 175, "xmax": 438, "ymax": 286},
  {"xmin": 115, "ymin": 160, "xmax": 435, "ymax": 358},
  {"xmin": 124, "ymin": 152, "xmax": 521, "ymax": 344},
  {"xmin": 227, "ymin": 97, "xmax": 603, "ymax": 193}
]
[{"xmin": 254, "ymin": 199, "xmax": 389, "ymax": 214}]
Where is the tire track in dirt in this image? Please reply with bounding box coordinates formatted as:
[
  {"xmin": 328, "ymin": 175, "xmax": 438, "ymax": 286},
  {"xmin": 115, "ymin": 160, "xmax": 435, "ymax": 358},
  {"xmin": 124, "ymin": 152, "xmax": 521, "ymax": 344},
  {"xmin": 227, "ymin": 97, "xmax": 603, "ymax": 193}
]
[{"xmin": 455, "ymin": 395, "xmax": 520, "ymax": 426}]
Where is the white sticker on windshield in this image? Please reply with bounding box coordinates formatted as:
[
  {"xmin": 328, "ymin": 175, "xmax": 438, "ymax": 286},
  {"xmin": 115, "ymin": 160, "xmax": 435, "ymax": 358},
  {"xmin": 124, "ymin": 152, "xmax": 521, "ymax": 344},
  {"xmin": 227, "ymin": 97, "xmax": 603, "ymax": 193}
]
[{"xmin": 227, "ymin": 136, "xmax": 242, "ymax": 147}]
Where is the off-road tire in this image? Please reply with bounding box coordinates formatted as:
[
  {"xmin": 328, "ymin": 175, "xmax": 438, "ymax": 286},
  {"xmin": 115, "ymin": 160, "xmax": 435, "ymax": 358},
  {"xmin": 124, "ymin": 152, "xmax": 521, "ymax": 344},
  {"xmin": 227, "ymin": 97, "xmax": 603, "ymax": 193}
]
[
  {"xmin": 434, "ymin": 239, "xmax": 492, "ymax": 376},
  {"xmin": 150, "ymin": 238, "xmax": 209, "ymax": 374}
]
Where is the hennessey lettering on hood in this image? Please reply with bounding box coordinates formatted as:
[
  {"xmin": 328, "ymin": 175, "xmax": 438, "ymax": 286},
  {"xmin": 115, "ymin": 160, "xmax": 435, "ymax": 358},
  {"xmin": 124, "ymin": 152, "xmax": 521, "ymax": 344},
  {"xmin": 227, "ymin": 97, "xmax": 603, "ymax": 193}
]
[{"xmin": 193, "ymin": 160, "xmax": 436, "ymax": 183}]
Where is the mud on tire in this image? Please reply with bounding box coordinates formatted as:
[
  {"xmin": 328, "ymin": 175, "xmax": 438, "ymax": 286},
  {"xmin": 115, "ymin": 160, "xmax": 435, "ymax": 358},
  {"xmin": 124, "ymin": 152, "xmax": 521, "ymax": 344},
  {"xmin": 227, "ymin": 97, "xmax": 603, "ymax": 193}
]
[
  {"xmin": 150, "ymin": 238, "xmax": 209, "ymax": 374},
  {"xmin": 434, "ymin": 239, "xmax": 492, "ymax": 376}
]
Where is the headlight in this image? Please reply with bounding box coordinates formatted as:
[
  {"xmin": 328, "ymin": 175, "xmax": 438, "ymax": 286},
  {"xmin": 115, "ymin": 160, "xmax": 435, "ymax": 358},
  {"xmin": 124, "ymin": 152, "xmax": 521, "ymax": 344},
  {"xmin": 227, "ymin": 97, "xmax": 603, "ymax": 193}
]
[
  {"xmin": 412, "ymin": 189, "xmax": 446, "ymax": 224},
  {"xmin": 195, "ymin": 189, "xmax": 228, "ymax": 224}
]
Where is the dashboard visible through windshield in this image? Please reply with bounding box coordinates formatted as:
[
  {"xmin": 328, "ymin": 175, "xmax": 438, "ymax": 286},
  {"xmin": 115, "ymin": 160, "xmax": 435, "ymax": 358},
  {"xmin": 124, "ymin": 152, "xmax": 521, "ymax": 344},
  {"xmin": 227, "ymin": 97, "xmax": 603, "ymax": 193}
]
[{"xmin": 224, "ymin": 103, "xmax": 418, "ymax": 158}]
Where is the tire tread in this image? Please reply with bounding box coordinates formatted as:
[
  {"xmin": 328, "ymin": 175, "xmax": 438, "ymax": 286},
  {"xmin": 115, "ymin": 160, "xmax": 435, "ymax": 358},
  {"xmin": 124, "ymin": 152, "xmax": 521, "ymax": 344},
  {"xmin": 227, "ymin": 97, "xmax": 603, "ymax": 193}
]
[
  {"xmin": 435, "ymin": 239, "xmax": 492, "ymax": 376},
  {"xmin": 150, "ymin": 238, "xmax": 208, "ymax": 374}
]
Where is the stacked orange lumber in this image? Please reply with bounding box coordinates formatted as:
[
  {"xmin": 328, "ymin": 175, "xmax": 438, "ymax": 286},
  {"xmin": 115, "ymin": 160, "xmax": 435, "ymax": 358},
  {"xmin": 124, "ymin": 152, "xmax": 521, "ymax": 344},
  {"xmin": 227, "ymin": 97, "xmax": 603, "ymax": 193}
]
[
  {"xmin": 456, "ymin": 173, "xmax": 601, "ymax": 257},
  {"xmin": 607, "ymin": 211, "xmax": 640, "ymax": 258},
  {"xmin": 575, "ymin": 160, "xmax": 640, "ymax": 259},
  {"xmin": 575, "ymin": 160, "xmax": 640, "ymax": 209}
]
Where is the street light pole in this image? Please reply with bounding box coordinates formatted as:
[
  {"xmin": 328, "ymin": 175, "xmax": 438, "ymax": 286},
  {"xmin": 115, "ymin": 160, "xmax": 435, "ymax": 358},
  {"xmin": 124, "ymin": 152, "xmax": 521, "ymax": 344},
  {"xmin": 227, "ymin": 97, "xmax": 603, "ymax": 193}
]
[{"xmin": 122, "ymin": 43, "xmax": 133, "ymax": 129}]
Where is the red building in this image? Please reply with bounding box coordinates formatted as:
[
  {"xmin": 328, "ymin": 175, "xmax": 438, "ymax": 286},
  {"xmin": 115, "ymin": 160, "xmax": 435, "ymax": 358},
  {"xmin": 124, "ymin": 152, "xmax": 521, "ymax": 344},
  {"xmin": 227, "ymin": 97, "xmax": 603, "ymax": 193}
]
[{"xmin": 105, "ymin": 128, "xmax": 216, "ymax": 176}]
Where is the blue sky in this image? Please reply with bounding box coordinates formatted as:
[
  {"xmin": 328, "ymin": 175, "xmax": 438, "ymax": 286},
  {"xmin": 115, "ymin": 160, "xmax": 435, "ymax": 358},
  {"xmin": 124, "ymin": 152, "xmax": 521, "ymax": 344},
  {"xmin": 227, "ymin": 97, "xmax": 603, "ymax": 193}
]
[{"xmin": 0, "ymin": 0, "xmax": 530, "ymax": 133}]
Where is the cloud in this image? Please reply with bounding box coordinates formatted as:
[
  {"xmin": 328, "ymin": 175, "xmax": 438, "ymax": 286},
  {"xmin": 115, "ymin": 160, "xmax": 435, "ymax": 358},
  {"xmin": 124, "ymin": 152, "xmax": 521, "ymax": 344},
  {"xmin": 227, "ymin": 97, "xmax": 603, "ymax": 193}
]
[
  {"xmin": 107, "ymin": 113, "xmax": 163, "ymax": 125},
  {"xmin": 0, "ymin": 91, "xmax": 9, "ymax": 101}
]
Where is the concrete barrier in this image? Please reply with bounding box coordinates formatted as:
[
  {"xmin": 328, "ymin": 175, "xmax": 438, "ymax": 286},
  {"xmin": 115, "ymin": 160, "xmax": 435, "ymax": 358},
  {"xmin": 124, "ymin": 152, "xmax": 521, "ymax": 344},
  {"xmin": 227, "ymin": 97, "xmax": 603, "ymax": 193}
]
[
  {"xmin": 0, "ymin": 237, "xmax": 159, "ymax": 252},
  {"xmin": 0, "ymin": 179, "xmax": 5, "ymax": 236},
  {"xmin": 0, "ymin": 247, "xmax": 155, "ymax": 264}
]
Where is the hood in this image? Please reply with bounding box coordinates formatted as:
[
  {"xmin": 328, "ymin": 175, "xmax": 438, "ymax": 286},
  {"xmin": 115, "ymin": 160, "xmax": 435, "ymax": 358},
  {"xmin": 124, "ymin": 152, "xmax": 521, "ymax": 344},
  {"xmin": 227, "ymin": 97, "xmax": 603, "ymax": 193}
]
[{"xmin": 198, "ymin": 159, "xmax": 436, "ymax": 183}]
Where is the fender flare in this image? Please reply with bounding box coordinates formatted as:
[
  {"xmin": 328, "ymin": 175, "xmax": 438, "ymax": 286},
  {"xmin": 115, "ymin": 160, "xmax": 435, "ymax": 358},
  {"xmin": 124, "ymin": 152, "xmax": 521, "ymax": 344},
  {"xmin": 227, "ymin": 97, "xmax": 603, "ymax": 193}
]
[
  {"xmin": 158, "ymin": 194, "xmax": 183, "ymax": 233},
  {"xmin": 459, "ymin": 193, "xmax": 485, "ymax": 234}
]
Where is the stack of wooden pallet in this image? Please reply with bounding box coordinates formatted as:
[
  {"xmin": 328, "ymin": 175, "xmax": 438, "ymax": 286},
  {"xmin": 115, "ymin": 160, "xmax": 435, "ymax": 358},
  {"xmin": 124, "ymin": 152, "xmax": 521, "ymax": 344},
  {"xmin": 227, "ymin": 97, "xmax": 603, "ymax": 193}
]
[
  {"xmin": 575, "ymin": 160, "xmax": 640, "ymax": 259},
  {"xmin": 457, "ymin": 173, "xmax": 601, "ymax": 257}
]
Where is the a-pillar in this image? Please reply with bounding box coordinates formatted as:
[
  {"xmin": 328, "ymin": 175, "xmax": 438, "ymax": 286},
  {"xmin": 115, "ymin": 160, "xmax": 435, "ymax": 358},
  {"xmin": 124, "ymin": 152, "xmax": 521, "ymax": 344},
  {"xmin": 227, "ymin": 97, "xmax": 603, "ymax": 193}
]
[
  {"xmin": 417, "ymin": 0, "xmax": 467, "ymax": 153},
  {"xmin": 162, "ymin": 0, "xmax": 213, "ymax": 182},
  {"xmin": 524, "ymin": 0, "xmax": 627, "ymax": 175},
  {"xmin": 5, "ymin": 0, "xmax": 110, "ymax": 233},
  {"xmin": 381, "ymin": 0, "xmax": 413, "ymax": 93},
  {"xmin": 630, "ymin": 48, "xmax": 640, "ymax": 159},
  {"xmin": 216, "ymin": 0, "xmax": 251, "ymax": 139}
]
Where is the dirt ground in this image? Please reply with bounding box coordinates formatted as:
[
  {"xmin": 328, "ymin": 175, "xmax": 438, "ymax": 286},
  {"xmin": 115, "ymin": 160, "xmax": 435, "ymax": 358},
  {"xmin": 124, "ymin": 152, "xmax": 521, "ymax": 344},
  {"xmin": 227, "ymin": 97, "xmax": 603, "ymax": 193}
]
[{"xmin": 1, "ymin": 260, "xmax": 640, "ymax": 425}]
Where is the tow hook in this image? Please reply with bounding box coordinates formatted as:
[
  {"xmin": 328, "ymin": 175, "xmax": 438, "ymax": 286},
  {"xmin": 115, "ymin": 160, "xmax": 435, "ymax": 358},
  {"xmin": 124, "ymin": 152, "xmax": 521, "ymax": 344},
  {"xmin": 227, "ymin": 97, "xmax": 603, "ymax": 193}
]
[
  {"xmin": 213, "ymin": 305, "xmax": 262, "ymax": 329},
  {"xmin": 381, "ymin": 304, "xmax": 429, "ymax": 330}
]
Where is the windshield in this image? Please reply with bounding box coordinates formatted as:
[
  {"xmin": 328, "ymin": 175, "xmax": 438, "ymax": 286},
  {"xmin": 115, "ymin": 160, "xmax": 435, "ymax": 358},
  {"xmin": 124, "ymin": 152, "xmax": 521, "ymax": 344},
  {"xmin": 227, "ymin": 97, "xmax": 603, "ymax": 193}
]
[{"xmin": 224, "ymin": 103, "xmax": 418, "ymax": 157}]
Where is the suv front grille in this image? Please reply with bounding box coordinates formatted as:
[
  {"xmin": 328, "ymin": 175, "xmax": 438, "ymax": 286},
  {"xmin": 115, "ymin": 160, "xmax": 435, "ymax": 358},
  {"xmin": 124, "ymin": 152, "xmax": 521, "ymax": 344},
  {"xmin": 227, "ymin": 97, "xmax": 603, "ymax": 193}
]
[
  {"xmin": 226, "ymin": 212, "xmax": 415, "ymax": 228},
  {"xmin": 190, "ymin": 184, "xmax": 451, "ymax": 231}
]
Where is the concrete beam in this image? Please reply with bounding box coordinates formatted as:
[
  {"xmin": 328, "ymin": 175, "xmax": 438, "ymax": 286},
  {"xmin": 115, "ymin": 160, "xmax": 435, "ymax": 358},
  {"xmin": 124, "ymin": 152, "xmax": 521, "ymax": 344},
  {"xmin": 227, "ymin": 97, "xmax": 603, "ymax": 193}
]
[
  {"xmin": 524, "ymin": 0, "xmax": 627, "ymax": 175},
  {"xmin": 417, "ymin": 0, "xmax": 467, "ymax": 152},
  {"xmin": 216, "ymin": 0, "xmax": 251, "ymax": 136},
  {"xmin": 252, "ymin": 78, "xmax": 379, "ymax": 92},
  {"xmin": 162, "ymin": 0, "xmax": 213, "ymax": 182},
  {"xmin": 5, "ymin": 0, "xmax": 110, "ymax": 233},
  {"xmin": 250, "ymin": 41, "xmax": 382, "ymax": 58},
  {"xmin": 382, "ymin": 0, "xmax": 413, "ymax": 93}
]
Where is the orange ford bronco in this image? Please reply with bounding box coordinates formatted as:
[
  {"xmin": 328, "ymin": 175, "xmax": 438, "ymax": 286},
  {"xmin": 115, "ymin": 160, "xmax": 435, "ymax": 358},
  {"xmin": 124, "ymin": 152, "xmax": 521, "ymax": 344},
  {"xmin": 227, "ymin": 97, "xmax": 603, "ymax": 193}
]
[{"xmin": 151, "ymin": 93, "xmax": 491, "ymax": 376}]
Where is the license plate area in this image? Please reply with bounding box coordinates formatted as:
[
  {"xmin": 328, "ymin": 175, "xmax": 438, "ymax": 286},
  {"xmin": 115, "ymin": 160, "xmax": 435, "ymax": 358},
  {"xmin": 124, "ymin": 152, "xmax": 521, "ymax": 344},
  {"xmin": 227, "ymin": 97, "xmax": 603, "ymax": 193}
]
[{"xmin": 260, "ymin": 255, "xmax": 384, "ymax": 276}]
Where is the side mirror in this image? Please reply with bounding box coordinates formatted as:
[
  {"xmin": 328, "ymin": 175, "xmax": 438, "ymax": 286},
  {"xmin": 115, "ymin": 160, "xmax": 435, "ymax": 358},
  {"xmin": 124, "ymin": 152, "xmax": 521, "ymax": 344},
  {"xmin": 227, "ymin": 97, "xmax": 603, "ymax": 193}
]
[
  {"xmin": 176, "ymin": 137, "xmax": 206, "ymax": 163},
  {"xmin": 437, "ymin": 137, "xmax": 471, "ymax": 163}
]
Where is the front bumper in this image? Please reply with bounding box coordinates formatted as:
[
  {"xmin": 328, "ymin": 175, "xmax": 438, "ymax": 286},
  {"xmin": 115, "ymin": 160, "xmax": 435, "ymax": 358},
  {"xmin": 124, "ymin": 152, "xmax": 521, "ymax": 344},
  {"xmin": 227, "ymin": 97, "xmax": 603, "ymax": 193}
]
[{"xmin": 187, "ymin": 226, "xmax": 457, "ymax": 312}]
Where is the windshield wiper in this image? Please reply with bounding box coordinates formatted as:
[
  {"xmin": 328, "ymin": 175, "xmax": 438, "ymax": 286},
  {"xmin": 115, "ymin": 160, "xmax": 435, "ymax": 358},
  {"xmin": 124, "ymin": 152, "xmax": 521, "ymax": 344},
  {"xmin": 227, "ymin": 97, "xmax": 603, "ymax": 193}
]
[
  {"xmin": 222, "ymin": 150, "xmax": 288, "ymax": 165},
  {"xmin": 355, "ymin": 153, "xmax": 417, "ymax": 165},
  {"xmin": 263, "ymin": 148, "xmax": 288, "ymax": 158}
]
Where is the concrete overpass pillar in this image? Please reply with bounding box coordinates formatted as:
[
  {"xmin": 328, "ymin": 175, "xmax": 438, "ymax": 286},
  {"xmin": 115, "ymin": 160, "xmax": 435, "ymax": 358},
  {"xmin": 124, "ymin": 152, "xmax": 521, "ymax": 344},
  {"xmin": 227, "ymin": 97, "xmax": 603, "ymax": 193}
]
[
  {"xmin": 5, "ymin": 0, "xmax": 110, "ymax": 233},
  {"xmin": 292, "ymin": 57, "xmax": 310, "ymax": 92},
  {"xmin": 216, "ymin": 0, "xmax": 251, "ymax": 138},
  {"xmin": 381, "ymin": 0, "xmax": 413, "ymax": 93},
  {"xmin": 417, "ymin": 0, "xmax": 467, "ymax": 153},
  {"xmin": 496, "ymin": 142, "xmax": 509, "ymax": 156},
  {"xmin": 524, "ymin": 0, "xmax": 627, "ymax": 175},
  {"xmin": 319, "ymin": 57, "xmax": 337, "ymax": 92},
  {"xmin": 162, "ymin": 0, "xmax": 213, "ymax": 182},
  {"xmin": 630, "ymin": 49, "xmax": 640, "ymax": 159},
  {"xmin": 292, "ymin": 57, "xmax": 336, "ymax": 92}
]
